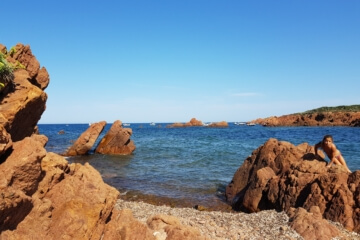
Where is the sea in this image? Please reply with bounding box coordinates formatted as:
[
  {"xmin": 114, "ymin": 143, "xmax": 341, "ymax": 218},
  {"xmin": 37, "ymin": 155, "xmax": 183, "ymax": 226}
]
[{"xmin": 38, "ymin": 123, "xmax": 360, "ymax": 210}]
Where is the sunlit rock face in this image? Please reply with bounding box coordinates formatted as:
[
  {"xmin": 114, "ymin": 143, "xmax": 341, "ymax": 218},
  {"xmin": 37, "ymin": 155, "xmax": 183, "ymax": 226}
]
[{"xmin": 226, "ymin": 138, "xmax": 360, "ymax": 233}]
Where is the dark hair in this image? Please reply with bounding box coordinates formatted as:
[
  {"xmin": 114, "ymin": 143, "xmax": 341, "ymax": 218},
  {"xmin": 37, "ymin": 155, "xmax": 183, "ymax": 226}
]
[{"xmin": 322, "ymin": 135, "xmax": 333, "ymax": 143}]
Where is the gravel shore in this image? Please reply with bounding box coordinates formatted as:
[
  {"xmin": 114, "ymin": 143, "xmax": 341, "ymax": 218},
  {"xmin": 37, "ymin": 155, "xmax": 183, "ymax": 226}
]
[{"xmin": 115, "ymin": 199, "xmax": 360, "ymax": 240}]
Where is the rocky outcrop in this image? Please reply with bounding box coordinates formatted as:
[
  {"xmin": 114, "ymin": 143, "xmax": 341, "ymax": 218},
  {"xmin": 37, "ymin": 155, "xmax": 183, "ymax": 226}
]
[
  {"xmin": 64, "ymin": 121, "xmax": 107, "ymax": 156},
  {"xmin": 225, "ymin": 138, "xmax": 360, "ymax": 233},
  {"xmin": 0, "ymin": 43, "xmax": 48, "ymax": 142},
  {"xmin": 208, "ymin": 121, "xmax": 228, "ymax": 128},
  {"xmin": 95, "ymin": 120, "xmax": 136, "ymax": 155},
  {"xmin": 65, "ymin": 120, "xmax": 136, "ymax": 156},
  {"xmin": 167, "ymin": 118, "xmax": 204, "ymax": 127},
  {"xmin": 252, "ymin": 112, "xmax": 360, "ymax": 127}
]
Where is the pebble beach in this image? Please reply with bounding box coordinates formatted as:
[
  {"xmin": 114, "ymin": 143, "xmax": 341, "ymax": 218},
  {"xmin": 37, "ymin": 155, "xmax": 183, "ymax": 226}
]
[{"xmin": 115, "ymin": 199, "xmax": 360, "ymax": 240}]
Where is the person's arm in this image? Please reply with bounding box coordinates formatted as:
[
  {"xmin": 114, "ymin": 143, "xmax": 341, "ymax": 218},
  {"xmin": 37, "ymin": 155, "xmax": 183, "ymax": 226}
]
[
  {"xmin": 314, "ymin": 142, "xmax": 322, "ymax": 158},
  {"xmin": 327, "ymin": 144, "xmax": 337, "ymax": 167}
]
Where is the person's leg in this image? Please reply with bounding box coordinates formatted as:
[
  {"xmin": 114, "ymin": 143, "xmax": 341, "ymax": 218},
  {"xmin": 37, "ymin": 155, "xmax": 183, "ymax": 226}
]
[{"xmin": 336, "ymin": 155, "xmax": 352, "ymax": 173}]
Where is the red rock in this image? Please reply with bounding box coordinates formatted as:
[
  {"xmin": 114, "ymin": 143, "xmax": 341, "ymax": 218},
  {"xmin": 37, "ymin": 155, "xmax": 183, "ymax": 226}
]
[
  {"xmin": 0, "ymin": 125, "xmax": 12, "ymax": 157},
  {"xmin": 147, "ymin": 214, "xmax": 206, "ymax": 240},
  {"xmin": 288, "ymin": 206, "xmax": 340, "ymax": 240},
  {"xmin": 34, "ymin": 66, "xmax": 50, "ymax": 90},
  {"xmin": 9, "ymin": 43, "xmax": 40, "ymax": 79},
  {"xmin": 102, "ymin": 209, "xmax": 155, "ymax": 240},
  {"xmin": 167, "ymin": 118, "xmax": 204, "ymax": 127},
  {"xmin": 0, "ymin": 69, "xmax": 47, "ymax": 141},
  {"xmin": 95, "ymin": 120, "xmax": 136, "ymax": 155},
  {"xmin": 253, "ymin": 112, "xmax": 360, "ymax": 127},
  {"xmin": 64, "ymin": 121, "xmax": 107, "ymax": 156},
  {"xmin": 208, "ymin": 121, "xmax": 228, "ymax": 128},
  {"xmin": 226, "ymin": 138, "xmax": 360, "ymax": 233}
]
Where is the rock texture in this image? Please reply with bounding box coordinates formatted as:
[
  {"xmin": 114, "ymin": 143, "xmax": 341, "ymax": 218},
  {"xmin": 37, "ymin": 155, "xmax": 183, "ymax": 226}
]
[
  {"xmin": 64, "ymin": 121, "xmax": 107, "ymax": 156},
  {"xmin": 225, "ymin": 138, "xmax": 360, "ymax": 235},
  {"xmin": 288, "ymin": 206, "xmax": 340, "ymax": 240},
  {"xmin": 0, "ymin": 44, "xmax": 48, "ymax": 142},
  {"xmin": 252, "ymin": 112, "xmax": 360, "ymax": 127},
  {"xmin": 95, "ymin": 120, "xmax": 136, "ymax": 155}
]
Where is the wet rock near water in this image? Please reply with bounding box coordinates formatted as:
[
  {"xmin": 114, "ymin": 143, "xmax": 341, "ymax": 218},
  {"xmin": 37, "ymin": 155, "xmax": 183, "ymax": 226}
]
[
  {"xmin": 95, "ymin": 120, "xmax": 136, "ymax": 155},
  {"xmin": 64, "ymin": 121, "xmax": 107, "ymax": 156}
]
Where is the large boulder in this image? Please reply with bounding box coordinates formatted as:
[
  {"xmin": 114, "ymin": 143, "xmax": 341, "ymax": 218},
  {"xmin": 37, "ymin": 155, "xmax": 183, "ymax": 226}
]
[
  {"xmin": 0, "ymin": 134, "xmax": 47, "ymax": 232},
  {"xmin": 64, "ymin": 121, "xmax": 107, "ymax": 156},
  {"xmin": 225, "ymin": 138, "xmax": 360, "ymax": 233},
  {"xmin": 95, "ymin": 120, "xmax": 136, "ymax": 155},
  {"xmin": 0, "ymin": 136, "xmax": 121, "ymax": 239}
]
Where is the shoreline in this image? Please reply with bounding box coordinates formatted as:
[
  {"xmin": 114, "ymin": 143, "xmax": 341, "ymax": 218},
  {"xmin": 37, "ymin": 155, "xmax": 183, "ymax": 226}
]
[
  {"xmin": 115, "ymin": 198, "xmax": 360, "ymax": 240},
  {"xmin": 118, "ymin": 189, "xmax": 233, "ymax": 212}
]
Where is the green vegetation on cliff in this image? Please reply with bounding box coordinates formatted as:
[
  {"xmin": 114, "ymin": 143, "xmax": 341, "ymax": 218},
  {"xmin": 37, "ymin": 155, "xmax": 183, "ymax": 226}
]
[
  {"xmin": 0, "ymin": 53, "xmax": 14, "ymax": 89},
  {"xmin": 299, "ymin": 105, "xmax": 360, "ymax": 114}
]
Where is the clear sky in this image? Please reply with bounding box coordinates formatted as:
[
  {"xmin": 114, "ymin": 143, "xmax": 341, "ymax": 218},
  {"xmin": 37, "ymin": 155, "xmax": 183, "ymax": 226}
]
[{"xmin": 2, "ymin": 0, "xmax": 360, "ymax": 123}]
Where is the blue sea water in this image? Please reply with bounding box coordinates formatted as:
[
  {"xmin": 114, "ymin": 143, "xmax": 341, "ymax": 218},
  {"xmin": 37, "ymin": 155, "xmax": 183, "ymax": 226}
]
[{"xmin": 38, "ymin": 123, "xmax": 360, "ymax": 208}]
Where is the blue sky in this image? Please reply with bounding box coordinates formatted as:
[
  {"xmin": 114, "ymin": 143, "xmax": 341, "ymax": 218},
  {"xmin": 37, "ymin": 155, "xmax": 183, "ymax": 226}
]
[{"xmin": 2, "ymin": 0, "xmax": 360, "ymax": 123}]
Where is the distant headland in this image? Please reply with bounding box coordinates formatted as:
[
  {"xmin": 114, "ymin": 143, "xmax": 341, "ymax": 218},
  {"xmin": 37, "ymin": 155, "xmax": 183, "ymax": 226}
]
[{"xmin": 251, "ymin": 105, "xmax": 360, "ymax": 127}]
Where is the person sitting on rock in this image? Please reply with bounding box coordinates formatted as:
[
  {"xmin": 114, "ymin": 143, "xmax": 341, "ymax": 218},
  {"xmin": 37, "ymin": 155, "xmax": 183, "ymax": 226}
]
[{"xmin": 314, "ymin": 135, "xmax": 352, "ymax": 173}]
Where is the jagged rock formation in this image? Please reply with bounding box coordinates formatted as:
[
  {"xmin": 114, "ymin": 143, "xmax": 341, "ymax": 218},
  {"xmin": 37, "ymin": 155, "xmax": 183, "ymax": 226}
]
[
  {"xmin": 64, "ymin": 120, "xmax": 136, "ymax": 156},
  {"xmin": 0, "ymin": 43, "xmax": 48, "ymax": 142},
  {"xmin": 225, "ymin": 138, "xmax": 360, "ymax": 234},
  {"xmin": 64, "ymin": 121, "xmax": 107, "ymax": 156},
  {"xmin": 252, "ymin": 112, "xmax": 360, "ymax": 127},
  {"xmin": 95, "ymin": 120, "xmax": 136, "ymax": 155}
]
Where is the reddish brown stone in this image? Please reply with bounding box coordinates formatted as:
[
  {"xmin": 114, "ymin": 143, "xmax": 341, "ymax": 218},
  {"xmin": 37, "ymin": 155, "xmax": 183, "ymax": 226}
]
[
  {"xmin": 64, "ymin": 121, "xmax": 107, "ymax": 156},
  {"xmin": 95, "ymin": 120, "xmax": 136, "ymax": 155},
  {"xmin": 208, "ymin": 121, "xmax": 228, "ymax": 128},
  {"xmin": 0, "ymin": 125, "xmax": 12, "ymax": 157},
  {"xmin": 0, "ymin": 69, "xmax": 47, "ymax": 142},
  {"xmin": 33, "ymin": 66, "xmax": 50, "ymax": 90},
  {"xmin": 288, "ymin": 206, "xmax": 340, "ymax": 240},
  {"xmin": 10, "ymin": 43, "xmax": 40, "ymax": 79},
  {"xmin": 226, "ymin": 138, "xmax": 360, "ymax": 233},
  {"xmin": 253, "ymin": 112, "xmax": 360, "ymax": 127}
]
